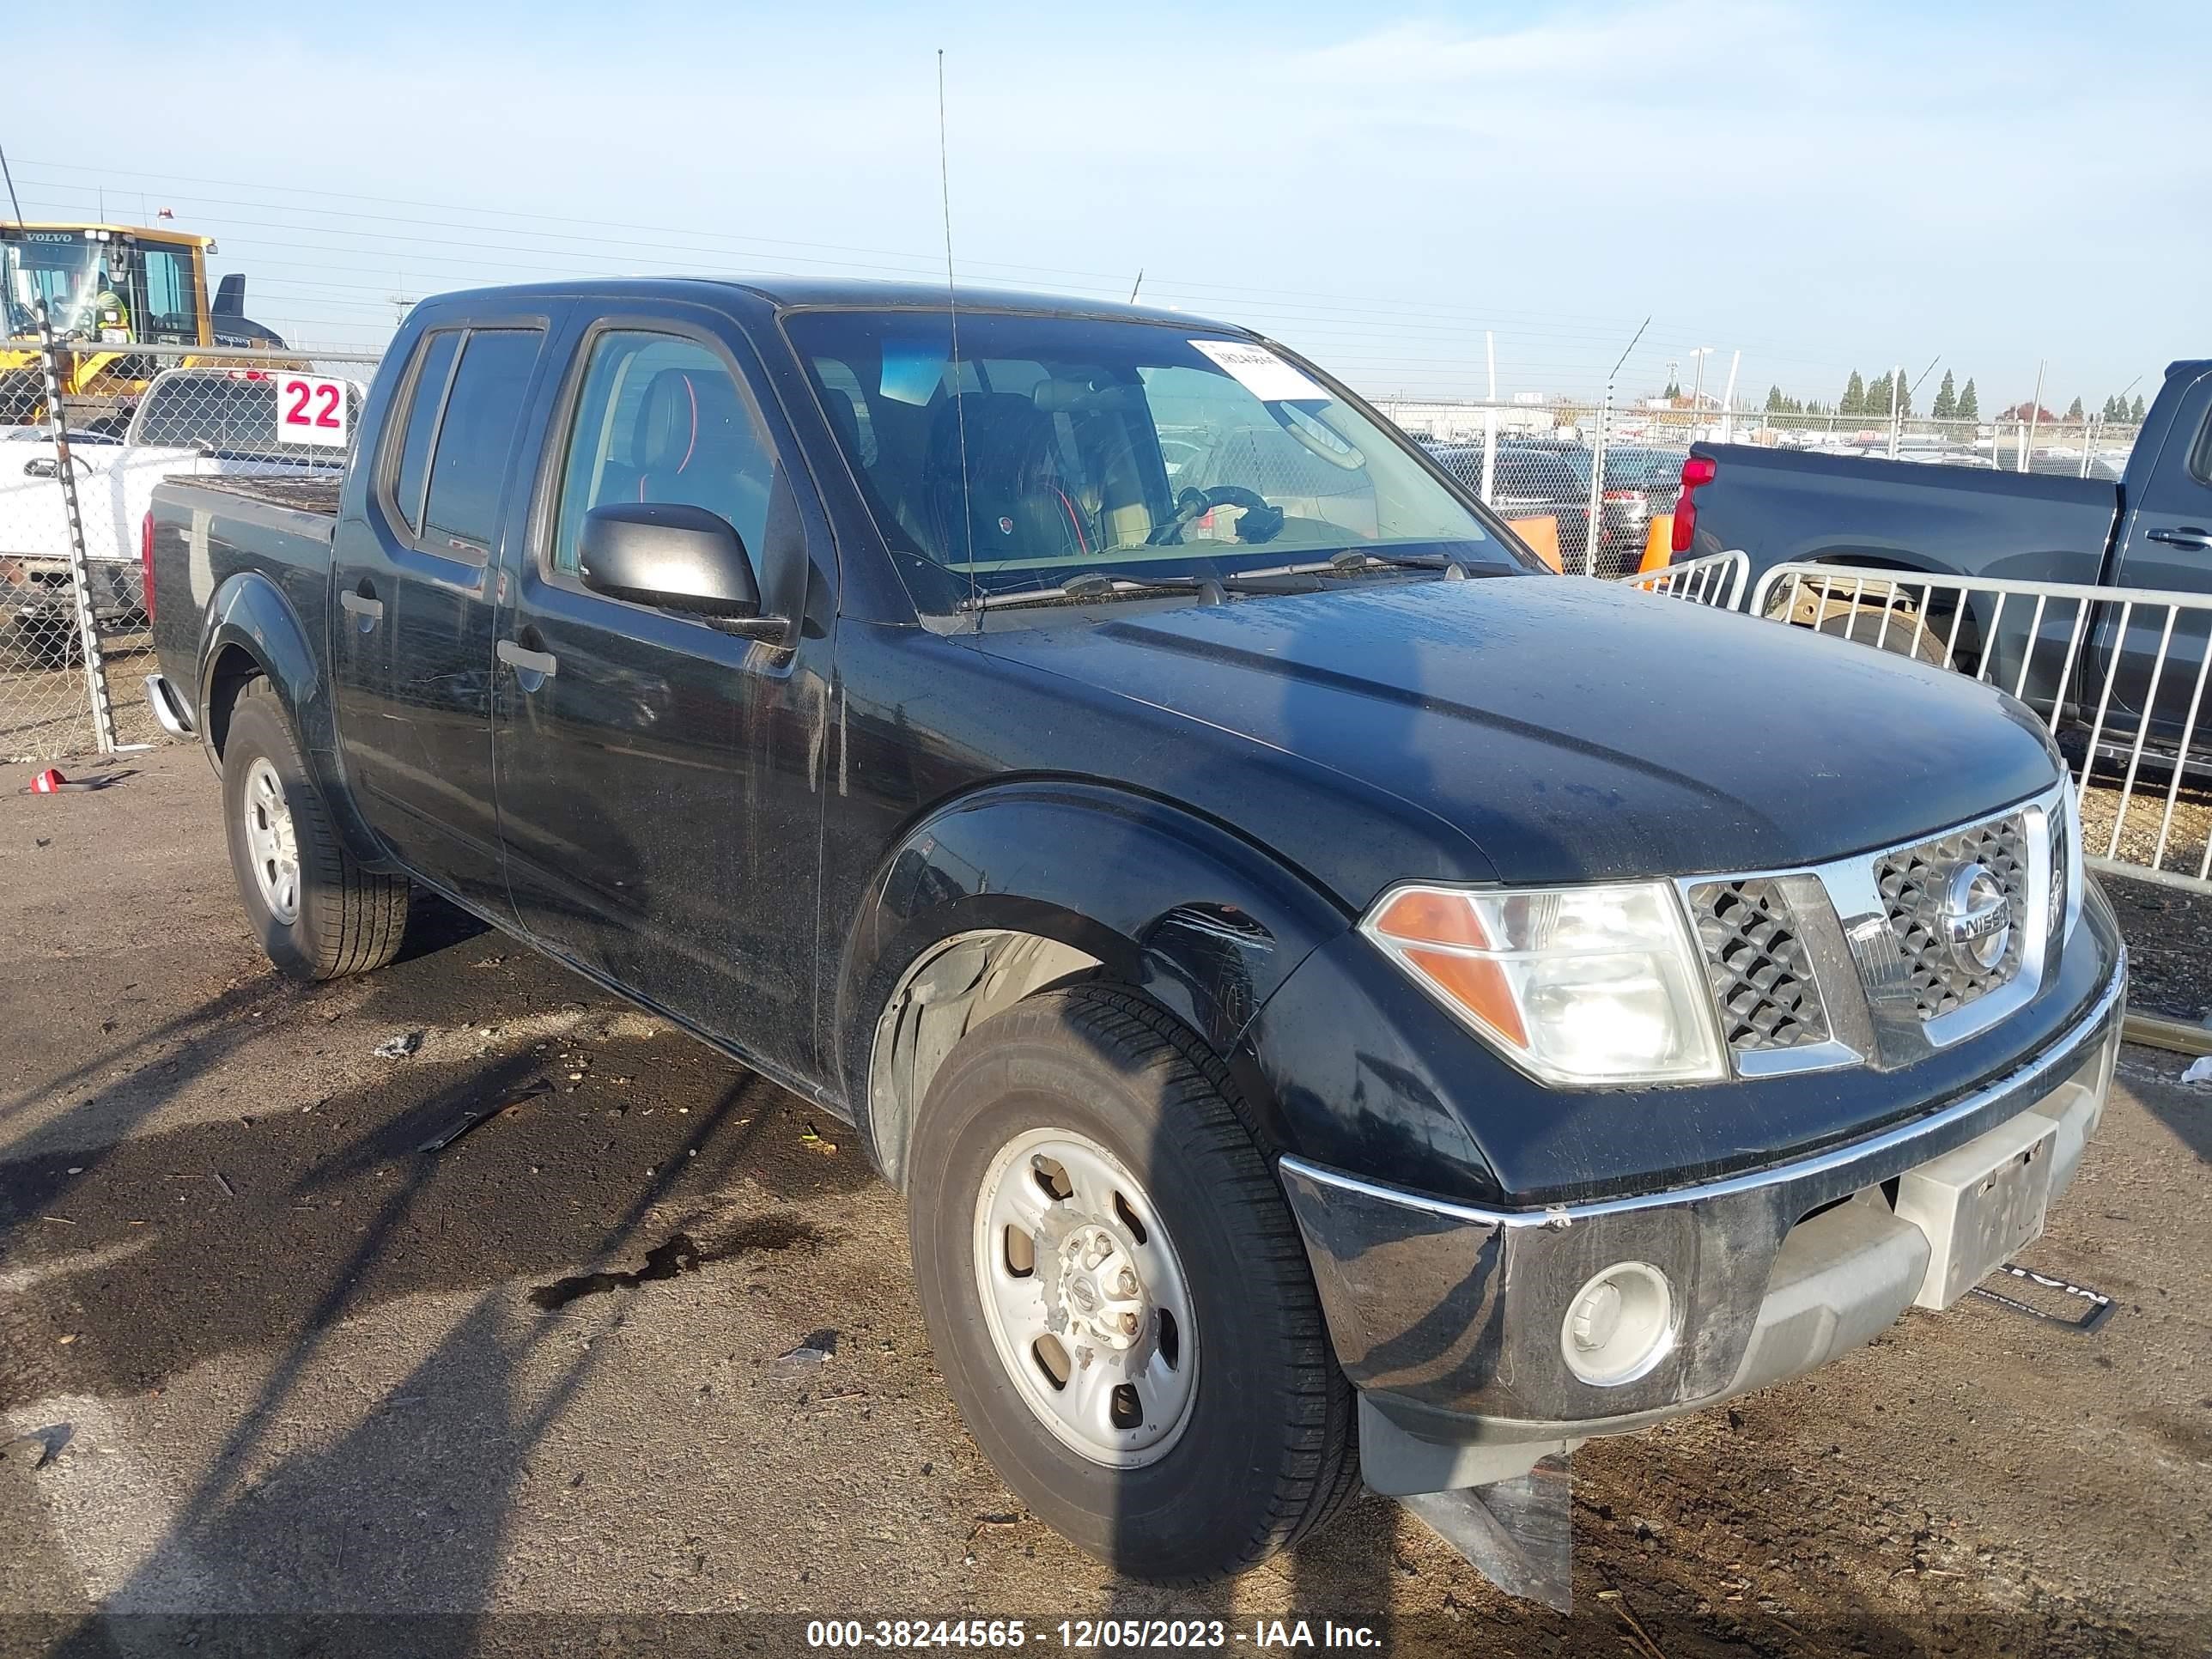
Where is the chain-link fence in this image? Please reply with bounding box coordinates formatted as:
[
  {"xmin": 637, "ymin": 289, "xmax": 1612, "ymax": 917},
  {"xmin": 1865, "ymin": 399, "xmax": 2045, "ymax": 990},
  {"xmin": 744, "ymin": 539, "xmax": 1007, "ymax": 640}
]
[{"xmin": 1, "ymin": 336, "xmax": 379, "ymax": 762}]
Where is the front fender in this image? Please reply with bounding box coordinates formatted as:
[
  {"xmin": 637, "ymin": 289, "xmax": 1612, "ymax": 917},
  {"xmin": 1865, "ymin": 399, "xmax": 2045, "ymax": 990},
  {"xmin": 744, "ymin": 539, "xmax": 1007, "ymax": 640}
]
[{"xmin": 836, "ymin": 779, "xmax": 1353, "ymax": 1158}]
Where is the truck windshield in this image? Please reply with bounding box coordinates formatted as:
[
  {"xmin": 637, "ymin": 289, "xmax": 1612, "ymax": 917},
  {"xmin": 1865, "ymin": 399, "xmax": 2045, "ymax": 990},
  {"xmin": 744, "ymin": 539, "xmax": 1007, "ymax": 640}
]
[
  {"xmin": 2, "ymin": 234, "xmax": 104, "ymax": 342},
  {"xmin": 784, "ymin": 309, "xmax": 1516, "ymax": 610}
]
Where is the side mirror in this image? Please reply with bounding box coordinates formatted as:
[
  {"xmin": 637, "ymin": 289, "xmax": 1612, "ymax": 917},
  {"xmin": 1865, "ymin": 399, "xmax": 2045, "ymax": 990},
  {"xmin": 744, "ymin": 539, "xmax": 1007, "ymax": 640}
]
[{"xmin": 578, "ymin": 503, "xmax": 762, "ymax": 619}]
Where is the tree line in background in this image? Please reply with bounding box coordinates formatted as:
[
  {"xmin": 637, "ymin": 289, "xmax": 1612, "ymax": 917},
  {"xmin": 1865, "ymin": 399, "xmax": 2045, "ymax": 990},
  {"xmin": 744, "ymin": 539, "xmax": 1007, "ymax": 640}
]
[{"xmin": 1762, "ymin": 370, "xmax": 2144, "ymax": 425}]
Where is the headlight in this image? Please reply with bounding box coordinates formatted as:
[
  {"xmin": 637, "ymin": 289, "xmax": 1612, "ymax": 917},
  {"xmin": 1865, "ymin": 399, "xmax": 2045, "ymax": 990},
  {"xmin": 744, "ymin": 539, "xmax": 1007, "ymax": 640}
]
[{"xmin": 1361, "ymin": 881, "xmax": 1725, "ymax": 1087}]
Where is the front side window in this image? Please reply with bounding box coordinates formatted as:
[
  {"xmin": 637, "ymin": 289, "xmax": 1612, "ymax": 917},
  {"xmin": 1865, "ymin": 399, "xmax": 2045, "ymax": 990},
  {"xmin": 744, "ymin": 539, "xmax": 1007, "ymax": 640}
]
[
  {"xmin": 420, "ymin": 329, "xmax": 543, "ymax": 556},
  {"xmin": 550, "ymin": 331, "xmax": 776, "ymax": 577},
  {"xmin": 783, "ymin": 310, "xmax": 1513, "ymax": 608},
  {"xmin": 138, "ymin": 246, "xmax": 198, "ymax": 337}
]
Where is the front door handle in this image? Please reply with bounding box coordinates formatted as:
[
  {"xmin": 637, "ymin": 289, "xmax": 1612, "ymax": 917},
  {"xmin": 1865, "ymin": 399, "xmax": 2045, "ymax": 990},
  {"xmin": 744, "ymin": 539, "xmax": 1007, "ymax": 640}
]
[
  {"xmin": 338, "ymin": 586, "xmax": 383, "ymax": 633},
  {"xmin": 2147, "ymin": 526, "xmax": 2212, "ymax": 552},
  {"xmin": 497, "ymin": 637, "xmax": 558, "ymax": 680}
]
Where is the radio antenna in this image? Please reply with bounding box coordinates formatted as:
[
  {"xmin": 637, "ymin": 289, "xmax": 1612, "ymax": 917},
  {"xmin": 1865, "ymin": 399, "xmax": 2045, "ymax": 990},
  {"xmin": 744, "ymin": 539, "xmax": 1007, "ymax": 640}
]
[
  {"xmin": 938, "ymin": 49, "xmax": 979, "ymax": 620},
  {"xmin": 0, "ymin": 141, "xmax": 29, "ymax": 227}
]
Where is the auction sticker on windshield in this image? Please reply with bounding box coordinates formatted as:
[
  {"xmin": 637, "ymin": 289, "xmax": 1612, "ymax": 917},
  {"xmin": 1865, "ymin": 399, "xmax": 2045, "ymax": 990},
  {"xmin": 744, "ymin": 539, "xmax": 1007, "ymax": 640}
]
[
  {"xmin": 1189, "ymin": 339, "xmax": 1327, "ymax": 403},
  {"xmin": 276, "ymin": 373, "xmax": 349, "ymax": 449}
]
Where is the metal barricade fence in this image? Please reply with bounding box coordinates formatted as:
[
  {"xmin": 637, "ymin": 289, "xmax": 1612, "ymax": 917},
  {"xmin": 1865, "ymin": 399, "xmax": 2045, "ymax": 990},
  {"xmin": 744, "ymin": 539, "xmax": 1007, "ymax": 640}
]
[
  {"xmin": 1746, "ymin": 561, "xmax": 2212, "ymax": 896},
  {"xmin": 1, "ymin": 337, "xmax": 380, "ymax": 761},
  {"xmin": 1618, "ymin": 550, "xmax": 1747, "ymax": 609}
]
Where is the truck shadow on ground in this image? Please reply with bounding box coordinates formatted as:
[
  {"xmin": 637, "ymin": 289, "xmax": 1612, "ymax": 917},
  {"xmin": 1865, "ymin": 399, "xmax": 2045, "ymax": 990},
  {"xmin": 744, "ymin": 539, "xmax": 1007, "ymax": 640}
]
[{"xmin": 0, "ymin": 900, "xmax": 883, "ymax": 1654}]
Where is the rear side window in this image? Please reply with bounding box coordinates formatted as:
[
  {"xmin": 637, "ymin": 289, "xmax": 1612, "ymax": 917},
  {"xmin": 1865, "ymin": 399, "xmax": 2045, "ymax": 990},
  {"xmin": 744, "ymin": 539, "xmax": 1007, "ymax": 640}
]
[
  {"xmin": 136, "ymin": 376, "xmax": 271, "ymax": 447},
  {"xmin": 387, "ymin": 331, "xmax": 461, "ymax": 534},
  {"xmin": 419, "ymin": 330, "xmax": 543, "ymax": 556}
]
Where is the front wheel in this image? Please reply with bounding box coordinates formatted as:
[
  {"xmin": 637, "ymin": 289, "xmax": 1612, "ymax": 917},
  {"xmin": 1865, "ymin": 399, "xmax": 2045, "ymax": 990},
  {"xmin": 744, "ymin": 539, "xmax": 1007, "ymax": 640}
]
[
  {"xmin": 222, "ymin": 678, "xmax": 411, "ymax": 981},
  {"xmin": 906, "ymin": 985, "xmax": 1358, "ymax": 1584}
]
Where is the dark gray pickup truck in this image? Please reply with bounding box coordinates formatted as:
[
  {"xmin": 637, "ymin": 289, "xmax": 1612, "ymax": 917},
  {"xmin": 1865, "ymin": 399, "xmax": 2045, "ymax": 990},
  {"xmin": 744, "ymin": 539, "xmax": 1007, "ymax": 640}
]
[
  {"xmin": 1675, "ymin": 359, "xmax": 2212, "ymax": 750},
  {"xmin": 143, "ymin": 277, "xmax": 2124, "ymax": 1594},
  {"xmin": 1678, "ymin": 358, "xmax": 2212, "ymax": 592}
]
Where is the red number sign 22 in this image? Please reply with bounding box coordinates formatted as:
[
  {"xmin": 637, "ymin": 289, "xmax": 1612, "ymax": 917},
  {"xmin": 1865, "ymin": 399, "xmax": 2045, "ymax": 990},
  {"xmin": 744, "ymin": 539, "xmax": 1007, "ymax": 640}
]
[{"xmin": 282, "ymin": 379, "xmax": 343, "ymax": 428}]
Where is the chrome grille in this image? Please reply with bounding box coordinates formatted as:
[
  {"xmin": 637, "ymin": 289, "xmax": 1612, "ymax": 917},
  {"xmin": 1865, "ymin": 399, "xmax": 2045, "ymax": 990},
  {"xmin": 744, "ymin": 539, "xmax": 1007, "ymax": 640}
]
[
  {"xmin": 1875, "ymin": 813, "xmax": 2030, "ymax": 1020},
  {"xmin": 1687, "ymin": 878, "xmax": 1831, "ymax": 1052}
]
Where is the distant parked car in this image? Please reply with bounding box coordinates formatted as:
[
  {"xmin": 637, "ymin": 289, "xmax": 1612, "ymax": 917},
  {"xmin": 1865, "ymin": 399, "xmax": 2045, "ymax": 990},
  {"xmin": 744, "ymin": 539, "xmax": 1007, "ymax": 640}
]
[
  {"xmin": 1421, "ymin": 439, "xmax": 1592, "ymax": 570},
  {"xmin": 1589, "ymin": 445, "xmax": 1688, "ymax": 574}
]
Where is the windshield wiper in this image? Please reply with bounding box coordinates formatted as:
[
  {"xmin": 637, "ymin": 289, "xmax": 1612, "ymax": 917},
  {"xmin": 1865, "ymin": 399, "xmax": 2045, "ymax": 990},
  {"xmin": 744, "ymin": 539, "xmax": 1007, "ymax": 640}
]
[
  {"xmin": 957, "ymin": 570, "xmax": 1225, "ymax": 613},
  {"xmin": 1219, "ymin": 550, "xmax": 1479, "ymax": 588}
]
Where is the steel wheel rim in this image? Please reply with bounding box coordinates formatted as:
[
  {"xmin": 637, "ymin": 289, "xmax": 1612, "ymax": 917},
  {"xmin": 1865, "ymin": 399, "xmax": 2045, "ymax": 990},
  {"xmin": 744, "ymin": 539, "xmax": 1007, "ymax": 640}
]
[
  {"xmin": 972, "ymin": 1125, "xmax": 1199, "ymax": 1468},
  {"xmin": 241, "ymin": 757, "xmax": 301, "ymax": 925}
]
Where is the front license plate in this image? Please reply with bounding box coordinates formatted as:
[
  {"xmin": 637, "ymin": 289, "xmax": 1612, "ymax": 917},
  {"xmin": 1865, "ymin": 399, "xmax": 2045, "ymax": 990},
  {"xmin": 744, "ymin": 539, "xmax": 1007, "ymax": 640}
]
[{"xmin": 1894, "ymin": 1112, "xmax": 2058, "ymax": 1310}]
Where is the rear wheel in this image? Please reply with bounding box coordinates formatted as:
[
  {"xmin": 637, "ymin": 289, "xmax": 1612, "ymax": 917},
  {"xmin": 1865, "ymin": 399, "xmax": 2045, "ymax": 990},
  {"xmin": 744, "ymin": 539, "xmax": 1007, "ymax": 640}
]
[
  {"xmin": 906, "ymin": 984, "xmax": 1358, "ymax": 1584},
  {"xmin": 1783, "ymin": 583, "xmax": 1953, "ymax": 666},
  {"xmin": 222, "ymin": 678, "xmax": 410, "ymax": 981}
]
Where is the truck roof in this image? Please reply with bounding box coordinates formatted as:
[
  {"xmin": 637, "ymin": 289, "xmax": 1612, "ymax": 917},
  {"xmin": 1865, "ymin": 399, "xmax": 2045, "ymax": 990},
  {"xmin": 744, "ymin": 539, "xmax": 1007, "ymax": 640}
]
[
  {"xmin": 410, "ymin": 276, "xmax": 1245, "ymax": 335},
  {"xmin": 3, "ymin": 222, "xmax": 216, "ymax": 248}
]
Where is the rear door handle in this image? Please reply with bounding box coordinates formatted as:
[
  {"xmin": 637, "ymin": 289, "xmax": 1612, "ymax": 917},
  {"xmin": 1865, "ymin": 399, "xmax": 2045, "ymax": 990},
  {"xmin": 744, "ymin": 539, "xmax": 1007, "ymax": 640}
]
[
  {"xmin": 497, "ymin": 637, "xmax": 558, "ymax": 679},
  {"xmin": 2147, "ymin": 526, "xmax": 2212, "ymax": 551},
  {"xmin": 338, "ymin": 590, "xmax": 384, "ymax": 620}
]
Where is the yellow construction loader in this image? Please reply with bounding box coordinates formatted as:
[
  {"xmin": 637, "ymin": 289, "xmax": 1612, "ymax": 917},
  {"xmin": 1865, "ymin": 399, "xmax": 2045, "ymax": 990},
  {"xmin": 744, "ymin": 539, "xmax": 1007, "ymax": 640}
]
[{"xmin": 1, "ymin": 221, "xmax": 288, "ymax": 428}]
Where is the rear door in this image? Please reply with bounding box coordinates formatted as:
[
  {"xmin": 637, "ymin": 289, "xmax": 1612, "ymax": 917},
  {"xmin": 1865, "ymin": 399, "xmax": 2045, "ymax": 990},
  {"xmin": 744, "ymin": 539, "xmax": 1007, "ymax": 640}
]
[
  {"xmin": 491, "ymin": 308, "xmax": 834, "ymax": 1077},
  {"xmin": 2095, "ymin": 366, "xmax": 2212, "ymax": 741},
  {"xmin": 329, "ymin": 315, "xmax": 556, "ymax": 914}
]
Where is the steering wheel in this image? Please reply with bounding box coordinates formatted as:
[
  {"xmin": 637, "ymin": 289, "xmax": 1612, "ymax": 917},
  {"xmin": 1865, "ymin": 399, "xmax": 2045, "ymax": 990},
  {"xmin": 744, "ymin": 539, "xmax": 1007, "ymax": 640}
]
[{"xmin": 1149, "ymin": 484, "xmax": 1287, "ymax": 545}]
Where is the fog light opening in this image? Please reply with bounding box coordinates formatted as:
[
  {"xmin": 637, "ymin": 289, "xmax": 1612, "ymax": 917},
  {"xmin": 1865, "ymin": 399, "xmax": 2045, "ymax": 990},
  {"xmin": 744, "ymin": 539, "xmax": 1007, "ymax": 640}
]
[{"xmin": 1561, "ymin": 1261, "xmax": 1676, "ymax": 1386}]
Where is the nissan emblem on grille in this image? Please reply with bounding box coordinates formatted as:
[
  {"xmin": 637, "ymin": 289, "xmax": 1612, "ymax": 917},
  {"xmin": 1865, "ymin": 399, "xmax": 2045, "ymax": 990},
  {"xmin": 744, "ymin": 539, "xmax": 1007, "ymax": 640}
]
[
  {"xmin": 1875, "ymin": 812, "xmax": 2031, "ymax": 1020},
  {"xmin": 1942, "ymin": 862, "xmax": 2010, "ymax": 973}
]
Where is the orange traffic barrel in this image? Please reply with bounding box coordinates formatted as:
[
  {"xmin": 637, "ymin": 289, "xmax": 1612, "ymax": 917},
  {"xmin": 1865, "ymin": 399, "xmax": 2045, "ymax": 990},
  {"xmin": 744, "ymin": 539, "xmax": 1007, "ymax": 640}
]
[{"xmin": 1508, "ymin": 514, "xmax": 1564, "ymax": 573}]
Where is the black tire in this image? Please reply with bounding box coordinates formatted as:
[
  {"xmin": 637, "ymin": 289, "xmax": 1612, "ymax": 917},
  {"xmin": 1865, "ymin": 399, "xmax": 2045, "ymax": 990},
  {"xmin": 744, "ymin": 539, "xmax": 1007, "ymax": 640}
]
[
  {"xmin": 906, "ymin": 983, "xmax": 1358, "ymax": 1585},
  {"xmin": 222, "ymin": 677, "xmax": 410, "ymax": 981}
]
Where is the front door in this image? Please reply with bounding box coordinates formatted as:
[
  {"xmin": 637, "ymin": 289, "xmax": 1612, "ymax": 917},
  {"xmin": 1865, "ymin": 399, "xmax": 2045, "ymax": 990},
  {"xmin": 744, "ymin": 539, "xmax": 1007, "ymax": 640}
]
[
  {"xmin": 2095, "ymin": 366, "xmax": 2212, "ymax": 744},
  {"xmin": 329, "ymin": 319, "xmax": 553, "ymax": 914},
  {"xmin": 492, "ymin": 315, "xmax": 833, "ymax": 1078}
]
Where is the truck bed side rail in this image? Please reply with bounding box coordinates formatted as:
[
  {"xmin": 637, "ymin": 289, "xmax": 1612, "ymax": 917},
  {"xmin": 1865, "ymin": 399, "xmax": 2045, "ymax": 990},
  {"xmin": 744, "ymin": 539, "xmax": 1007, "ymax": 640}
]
[{"xmin": 1747, "ymin": 560, "xmax": 2212, "ymax": 896}]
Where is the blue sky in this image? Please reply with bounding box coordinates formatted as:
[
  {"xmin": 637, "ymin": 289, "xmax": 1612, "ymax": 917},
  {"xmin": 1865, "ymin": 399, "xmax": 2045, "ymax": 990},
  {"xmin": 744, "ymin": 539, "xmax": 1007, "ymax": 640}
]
[{"xmin": 9, "ymin": 0, "xmax": 2206, "ymax": 409}]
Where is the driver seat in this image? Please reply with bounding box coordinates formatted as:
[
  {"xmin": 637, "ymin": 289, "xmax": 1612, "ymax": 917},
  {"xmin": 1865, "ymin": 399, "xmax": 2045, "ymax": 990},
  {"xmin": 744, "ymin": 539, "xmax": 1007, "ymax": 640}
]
[{"xmin": 924, "ymin": 393, "xmax": 1093, "ymax": 565}]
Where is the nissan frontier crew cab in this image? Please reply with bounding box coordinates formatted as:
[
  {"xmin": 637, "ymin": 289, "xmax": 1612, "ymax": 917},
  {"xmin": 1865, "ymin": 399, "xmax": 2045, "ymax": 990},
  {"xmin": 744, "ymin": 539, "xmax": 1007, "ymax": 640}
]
[{"xmin": 143, "ymin": 279, "xmax": 2125, "ymax": 1593}]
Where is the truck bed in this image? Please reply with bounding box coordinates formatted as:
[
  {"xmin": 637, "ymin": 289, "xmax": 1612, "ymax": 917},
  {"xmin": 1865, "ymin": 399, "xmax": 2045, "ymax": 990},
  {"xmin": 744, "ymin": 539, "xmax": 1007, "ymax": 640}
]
[
  {"xmin": 1686, "ymin": 443, "xmax": 2120, "ymax": 592},
  {"xmin": 145, "ymin": 474, "xmax": 343, "ymax": 718},
  {"xmin": 173, "ymin": 473, "xmax": 345, "ymax": 518}
]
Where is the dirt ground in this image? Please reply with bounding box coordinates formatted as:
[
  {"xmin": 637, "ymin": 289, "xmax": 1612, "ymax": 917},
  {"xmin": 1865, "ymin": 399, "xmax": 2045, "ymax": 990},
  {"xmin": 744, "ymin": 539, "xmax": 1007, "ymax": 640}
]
[
  {"xmin": 0, "ymin": 745, "xmax": 2206, "ymax": 1659},
  {"xmin": 0, "ymin": 634, "xmax": 164, "ymax": 767}
]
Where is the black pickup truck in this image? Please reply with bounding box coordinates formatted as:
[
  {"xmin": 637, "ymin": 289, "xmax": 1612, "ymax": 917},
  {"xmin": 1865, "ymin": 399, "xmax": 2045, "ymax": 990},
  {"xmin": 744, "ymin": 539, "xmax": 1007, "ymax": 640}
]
[{"xmin": 144, "ymin": 278, "xmax": 2124, "ymax": 1590}]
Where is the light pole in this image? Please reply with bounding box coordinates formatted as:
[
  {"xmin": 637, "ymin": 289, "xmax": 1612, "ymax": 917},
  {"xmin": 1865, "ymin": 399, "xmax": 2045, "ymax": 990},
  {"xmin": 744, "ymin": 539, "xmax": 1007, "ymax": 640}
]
[{"xmin": 1688, "ymin": 346, "xmax": 1714, "ymax": 438}]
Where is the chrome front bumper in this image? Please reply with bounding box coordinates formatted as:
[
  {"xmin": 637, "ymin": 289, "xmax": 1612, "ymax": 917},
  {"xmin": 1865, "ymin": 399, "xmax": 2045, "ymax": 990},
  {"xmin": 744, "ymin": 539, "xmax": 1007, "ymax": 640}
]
[{"xmin": 1280, "ymin": 953, "xmax": 2125, "ymax": 1493}]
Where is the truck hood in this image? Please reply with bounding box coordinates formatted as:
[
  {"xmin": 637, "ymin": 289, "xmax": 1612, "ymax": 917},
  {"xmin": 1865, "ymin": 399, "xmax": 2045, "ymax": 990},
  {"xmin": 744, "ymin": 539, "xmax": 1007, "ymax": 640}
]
[{"xmin": 976, "ymin": 574, "xmax": 2060, "ymax": 895}]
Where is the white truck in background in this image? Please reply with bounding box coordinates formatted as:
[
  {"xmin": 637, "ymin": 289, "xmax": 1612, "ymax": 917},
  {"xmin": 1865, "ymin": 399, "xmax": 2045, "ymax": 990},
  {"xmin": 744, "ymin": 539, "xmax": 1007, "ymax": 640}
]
[{"xmin": 2, "ymin": 367, "xmax": 362, "ymax": 662}]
